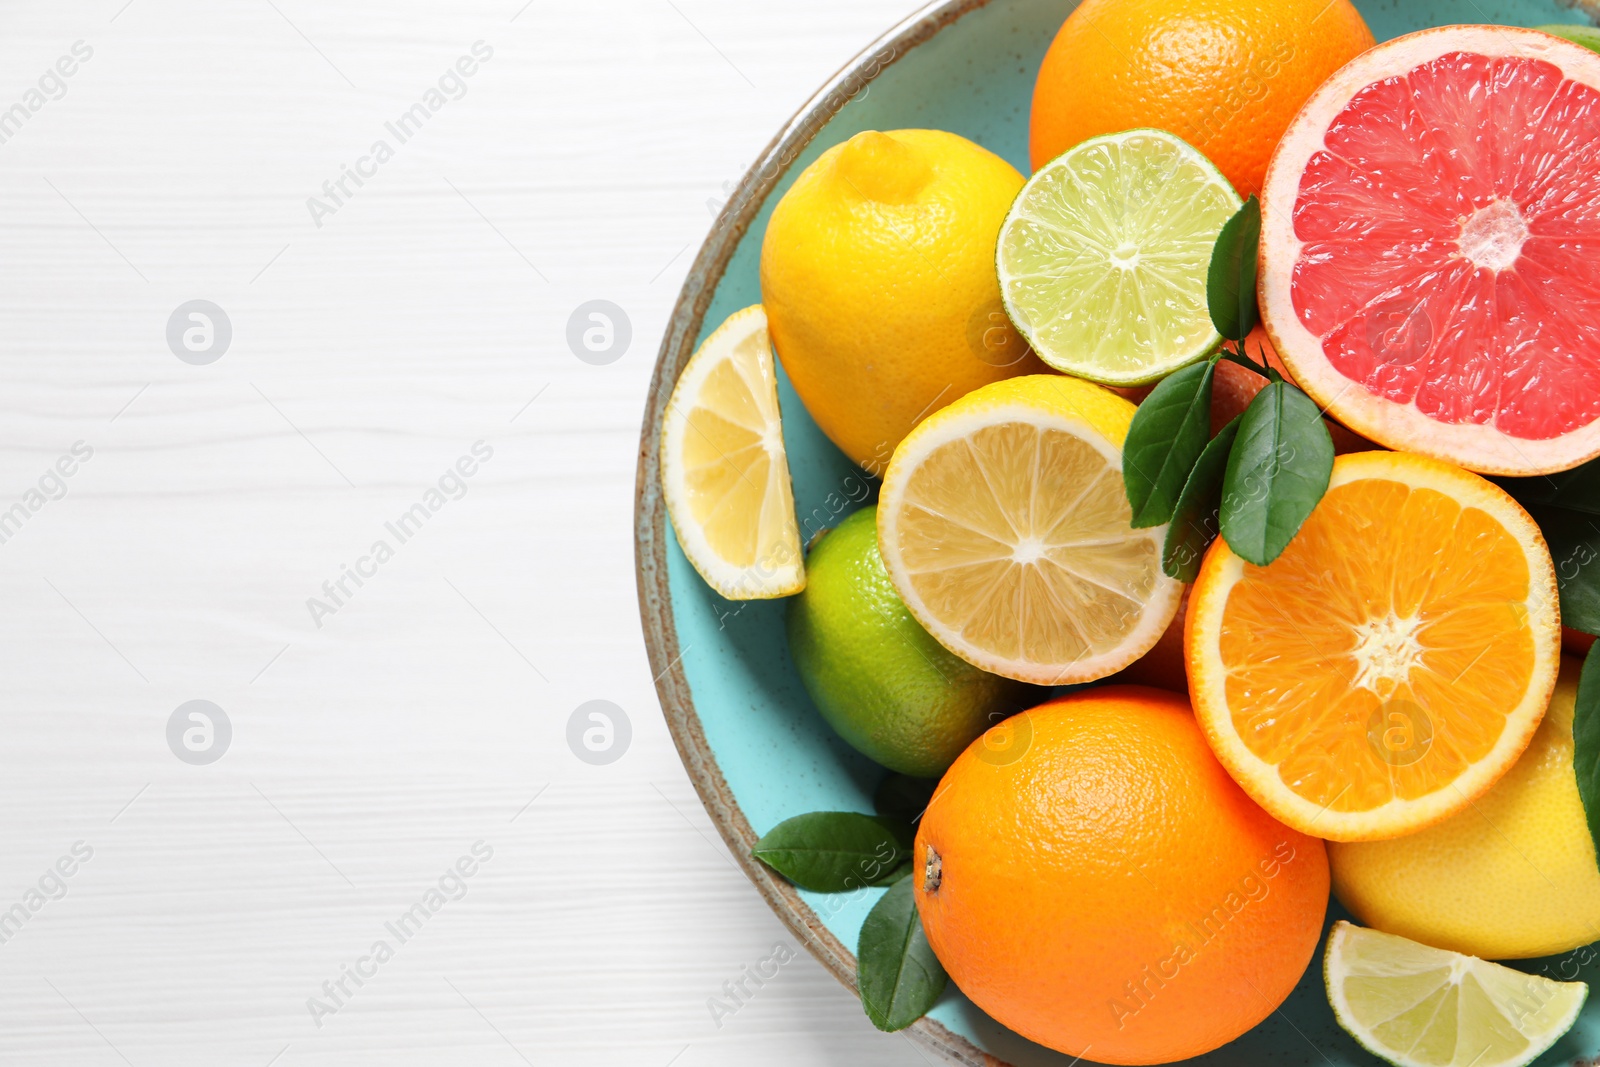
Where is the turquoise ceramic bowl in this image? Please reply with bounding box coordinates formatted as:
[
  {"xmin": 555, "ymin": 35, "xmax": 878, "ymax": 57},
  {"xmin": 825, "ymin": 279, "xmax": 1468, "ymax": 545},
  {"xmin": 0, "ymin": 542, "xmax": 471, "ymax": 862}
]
[{"xmin": 637, "ymin": 2, "xmax": 1600, "ymax": 1063}]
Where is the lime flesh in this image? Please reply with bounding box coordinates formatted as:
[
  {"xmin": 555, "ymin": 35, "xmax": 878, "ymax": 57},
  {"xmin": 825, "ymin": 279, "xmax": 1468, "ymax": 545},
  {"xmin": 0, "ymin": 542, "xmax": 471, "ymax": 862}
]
[
  {"xmin": 1324, "ymin": 921, "xmax": 1587, "ymax": 1067},
  {"xmin": 997, "ymin": 129, "xmax": 1241, "ymax": 386}
]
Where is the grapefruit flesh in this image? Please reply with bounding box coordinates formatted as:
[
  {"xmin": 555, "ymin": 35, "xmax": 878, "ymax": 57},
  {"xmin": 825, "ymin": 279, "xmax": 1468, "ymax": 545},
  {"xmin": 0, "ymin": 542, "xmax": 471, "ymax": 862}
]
[{"xmin": 1260, "ymin": 27, "xmax": 1600, "ymax": 476}]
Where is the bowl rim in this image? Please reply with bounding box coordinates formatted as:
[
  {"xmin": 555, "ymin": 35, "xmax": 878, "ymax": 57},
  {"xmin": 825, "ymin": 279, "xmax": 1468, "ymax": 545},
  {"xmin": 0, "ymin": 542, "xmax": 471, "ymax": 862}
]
[
  {"xmin": 632, "ymin": 2, "xmax": 1600, "ymax": 1064},
  {"xmin": 634, "ymin": 2, "xmax": 1002, "ymax": 1061}
]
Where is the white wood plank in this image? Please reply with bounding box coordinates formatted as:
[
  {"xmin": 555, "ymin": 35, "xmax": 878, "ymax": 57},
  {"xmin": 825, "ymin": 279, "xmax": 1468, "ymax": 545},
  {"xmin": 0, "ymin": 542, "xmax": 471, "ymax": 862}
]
[{"xmin": 0, "ymin": 1, "xmax": 935, "ymax": 1062}]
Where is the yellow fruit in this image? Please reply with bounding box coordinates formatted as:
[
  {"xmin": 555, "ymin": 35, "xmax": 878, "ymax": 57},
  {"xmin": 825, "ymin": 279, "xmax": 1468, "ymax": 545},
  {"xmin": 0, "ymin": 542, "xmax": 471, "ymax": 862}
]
[
  {"xmin": 1330, "ymin": 657, "xmax": 1600, "ymax": 959},
  {"xmin": 1325, "ymin": 922, "xmax": 1587, "ymax": 1067},
  {"xmin": 877, "ymin": 374, "xmax": 1182, "ymax": 686},
  {"xmin": 1188, "ymin": 451, "xmax": 1561, "ymax": 841},
  {"xmin": 760, "ymin": 129, "xmax": 1047, "ymax": 469},
  {"xmin": 660, "ymin": 305, "xmax": 804, "ymax": 599}
]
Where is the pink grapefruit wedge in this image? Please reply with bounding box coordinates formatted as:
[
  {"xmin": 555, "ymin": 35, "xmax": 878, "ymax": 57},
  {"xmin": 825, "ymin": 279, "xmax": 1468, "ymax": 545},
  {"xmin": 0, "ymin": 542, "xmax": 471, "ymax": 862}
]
[{"xmin": 1260, "ymin": 26, "xmax": 1600, "ymax": 476}]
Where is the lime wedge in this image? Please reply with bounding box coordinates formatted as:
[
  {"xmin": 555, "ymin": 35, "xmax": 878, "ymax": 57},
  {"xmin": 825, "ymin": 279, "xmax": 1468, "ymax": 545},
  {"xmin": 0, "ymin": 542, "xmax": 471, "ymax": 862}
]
[
  {"xmin": 997, "ymin": 129, "xmax": 1240, "ymax": 386},
  {"xmin": 1325, "ymin": 921, "xmax": 1587, "ymax": 1067}
]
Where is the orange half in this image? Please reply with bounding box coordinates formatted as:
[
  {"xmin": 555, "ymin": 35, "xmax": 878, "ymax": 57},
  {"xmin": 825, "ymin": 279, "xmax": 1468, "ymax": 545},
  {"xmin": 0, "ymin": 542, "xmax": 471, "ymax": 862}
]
[{"xmin": 1187, "ymin": 451, "xmax": 1560, "ymax": 842}]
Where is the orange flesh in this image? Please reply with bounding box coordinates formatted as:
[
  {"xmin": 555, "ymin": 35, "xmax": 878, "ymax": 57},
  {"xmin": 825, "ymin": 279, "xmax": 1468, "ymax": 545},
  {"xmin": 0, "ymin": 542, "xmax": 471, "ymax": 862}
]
[{"xmin": 1218, "ymin": 477, "xmax": 1535, "ymax": 813}]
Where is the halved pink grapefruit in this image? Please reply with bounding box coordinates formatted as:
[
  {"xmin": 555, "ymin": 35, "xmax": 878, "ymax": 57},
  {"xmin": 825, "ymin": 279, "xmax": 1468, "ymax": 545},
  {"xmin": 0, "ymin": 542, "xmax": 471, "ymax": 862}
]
[{"xmin": 1260, "ymin": 26, "xmax": 1600, "ymax": 476}]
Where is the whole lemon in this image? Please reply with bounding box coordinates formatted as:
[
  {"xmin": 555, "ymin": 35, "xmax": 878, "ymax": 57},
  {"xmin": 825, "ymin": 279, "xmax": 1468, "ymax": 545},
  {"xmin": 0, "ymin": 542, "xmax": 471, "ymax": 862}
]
[
  {"xmin": 1030, "ymin": 0, "xmax": 1375, "ymax": 196},
  {"xmin": 787, "ymin": 506, "xmax": 1032, "ymax": 778},
  {"xmin": 916, "ymin": 688, "xmax": 1329, "ymax": 1064},
  {"xmin": 1330, "ymin": 657, "xmax": 1600, "ymax": 959},
  {"xmin": 760, "ymin": 129, "xmax": 1046, "ymax": 470}
]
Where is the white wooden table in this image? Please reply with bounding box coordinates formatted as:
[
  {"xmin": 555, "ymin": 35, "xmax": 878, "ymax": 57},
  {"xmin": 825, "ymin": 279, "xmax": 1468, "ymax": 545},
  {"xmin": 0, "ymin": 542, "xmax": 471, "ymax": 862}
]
[{"xmin": 0, "ymin": 2, "xmax": 934, "ymax": 1062}]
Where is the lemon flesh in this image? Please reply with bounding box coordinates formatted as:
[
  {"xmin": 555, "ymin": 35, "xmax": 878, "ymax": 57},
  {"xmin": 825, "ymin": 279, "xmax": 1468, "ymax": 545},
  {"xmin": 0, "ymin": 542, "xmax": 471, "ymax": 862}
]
[
  {"xmin": 998, "ymin": 129, "xmax": 1241, "ymax": 386},
  {"xmin": 661, "ymin": 305, "xmax": 804, "ymax": 600},
  {"xmin": 1325, "ymin": 921, "xmax": 1586, "ymax": 1067},
  {"xmin": 877, "ymin": 374, "xmax": 1181, "ymax": 685}
]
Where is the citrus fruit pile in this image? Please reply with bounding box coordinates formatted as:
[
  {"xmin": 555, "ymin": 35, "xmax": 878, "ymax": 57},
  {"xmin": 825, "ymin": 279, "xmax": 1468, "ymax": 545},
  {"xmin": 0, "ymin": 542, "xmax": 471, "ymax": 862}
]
[{"xmin": 660, "ymin": 3, "xmax": 1600, "ymax": 1065}]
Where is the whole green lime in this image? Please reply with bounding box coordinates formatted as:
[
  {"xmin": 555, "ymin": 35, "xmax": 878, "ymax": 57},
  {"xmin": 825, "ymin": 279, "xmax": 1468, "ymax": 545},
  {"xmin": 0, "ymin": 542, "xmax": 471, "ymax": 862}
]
[
  {"xmin": 1538, "ymin": 24, "xmax": 1600, "ymax": 53},
  {"xmin": 787, "ymin": 506, "xmax": 1032, "ymax": 777}
]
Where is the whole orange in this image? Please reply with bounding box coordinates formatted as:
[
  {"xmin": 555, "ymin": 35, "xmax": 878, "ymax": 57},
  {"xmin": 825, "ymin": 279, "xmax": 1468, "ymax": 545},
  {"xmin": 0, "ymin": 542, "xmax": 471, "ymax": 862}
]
[
  {"xmin": 1029, "ymin": 0, "xmax": 1375, "ymax": 195},
  {"xmin": 914, "ymin": 688, "xmax": 1329, "ymax": 1064}
]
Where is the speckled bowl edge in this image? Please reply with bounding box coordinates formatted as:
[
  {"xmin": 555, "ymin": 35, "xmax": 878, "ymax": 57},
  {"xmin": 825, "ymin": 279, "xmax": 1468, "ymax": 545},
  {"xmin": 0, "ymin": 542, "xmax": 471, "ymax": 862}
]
[
  {"xmin": 632, "ymin": 3, "xmax": 1600, "ymax": 1065},
  {"xmin": 634, "ymin": 3, "xmax": 1002, "ymax": 1063}
]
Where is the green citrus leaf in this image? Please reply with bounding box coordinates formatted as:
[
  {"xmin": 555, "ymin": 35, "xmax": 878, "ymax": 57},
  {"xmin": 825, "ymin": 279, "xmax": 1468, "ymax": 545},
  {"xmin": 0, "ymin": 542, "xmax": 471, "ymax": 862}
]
[
  {"xmin": 1493, "ymin": 469, "xmax": 1600, "ymax": 635},
  {"xmin": 857, "ymin": 876, "xmax": 947, "ymax": 1032},
  {"xmin": 1522, "ymin": 503, "xmax": 1600, "ymax": 636},
  {"xmin": 1122, "ymin": 356, "xmax": 1218, "ymax": 529},
  {"xmin": 873, "ymin": 774, "xmax": 938, "ymax": 826},
  {"xmin": 752, "ymin": 812, "xmax": 913, "ymax": 892},
  {"xmin": 1163, "ymin": 415, "xmax": 1244, "ymax": 582},
  {"xmin": 1571, "ymin": 643, "xmax": 1600, "ymax": 872},
  {"xmin": 1220, "ymin": 382, "xmax": 1335, "ymax": 566},
  {"xmin": 1207, "ymin": 195, "xmax": 1261, "ymax": 342},
  {"xmin": 1499, "ymin": 458, "xmax": 1600, "ymax": 518}
]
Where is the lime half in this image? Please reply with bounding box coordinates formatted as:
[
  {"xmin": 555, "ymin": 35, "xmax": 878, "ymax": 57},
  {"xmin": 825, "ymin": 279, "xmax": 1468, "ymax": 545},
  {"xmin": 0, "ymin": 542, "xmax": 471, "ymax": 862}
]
[
  {"xmin": 997, "ymin": 129, "xmax": 1241, "ymax": 386},
  {"xmin": 1325, "ymin": 921, "xmax": 1587, "ymax": 1067}
]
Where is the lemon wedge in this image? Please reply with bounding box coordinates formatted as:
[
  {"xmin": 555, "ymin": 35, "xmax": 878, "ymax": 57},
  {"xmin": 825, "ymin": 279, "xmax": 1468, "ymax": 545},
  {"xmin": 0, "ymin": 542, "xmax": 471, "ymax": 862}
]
[
  {"xmin": 876, "ymin": 374, "xmax": 1181, "ymax": 685},
  {"xmin": 661, "ymin": 305, "xmax": 804, "ymax": 600}
]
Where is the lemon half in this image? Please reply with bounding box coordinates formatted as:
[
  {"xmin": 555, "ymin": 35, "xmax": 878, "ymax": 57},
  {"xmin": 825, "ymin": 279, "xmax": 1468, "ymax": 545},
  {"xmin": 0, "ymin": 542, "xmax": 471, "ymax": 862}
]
[{"xmin": 877, "ymin": 374, "xmax": 1181, "ymax": 685}]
